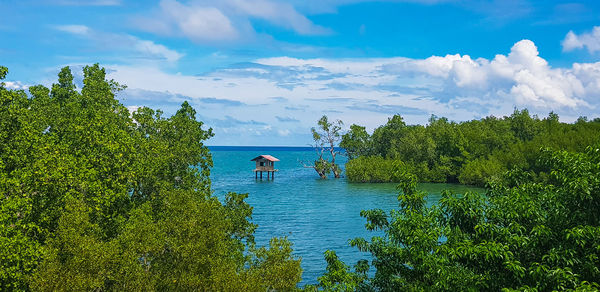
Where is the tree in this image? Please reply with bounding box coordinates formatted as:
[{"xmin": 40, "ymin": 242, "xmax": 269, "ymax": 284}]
[
  {"xmin": 306, "ymin": 115, "xmax": 344, "ymax": 178},
  {"xmin": 340, "ymin": 124, "xmax": 371, "ymax": 160},
  {"xmin": 370, "ymin": 114, "xmax": 407, "ymax": 158},
  {"xmin": 508, "ymin": 108, "xmax": 539, "ymax": 141},
  {"xmin": 305, "ymin": 250, "xmax": 369, "ymax": 291},
  {"xmin": 338, "ymin": 109, "xmax": 600, "ymax": 186},
  {"xmin": 51, "ymin": 66, "xmax": 77, "ymax": 104},
  {"xmin": 0, "ymin": 66, "xmax": 7, "ymax": 81},
  {"xmin": 426, "ymin": 115, "xmax": 468, "ymax": 182},
  {"xmin": 304, "ymin": 124, "xmax": 330, "ymax": 179},
  {"xmin": 318, "ymin": 145, "xmax": 600, "ymax": 290},
  {"xmin": 0, "ymin": 65, "xmax": 302, "ymax": 290}
]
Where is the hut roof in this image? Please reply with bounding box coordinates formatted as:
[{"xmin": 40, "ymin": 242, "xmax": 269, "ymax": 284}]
[{"xmin": 250, "ymin": 155, "xmax": 280, "ymax": 162}]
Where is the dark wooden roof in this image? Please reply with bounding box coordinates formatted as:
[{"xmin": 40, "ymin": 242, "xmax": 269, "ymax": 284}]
[{"xmin": 250, "ymin": 155, "xmax": 280, "ymax": 162}]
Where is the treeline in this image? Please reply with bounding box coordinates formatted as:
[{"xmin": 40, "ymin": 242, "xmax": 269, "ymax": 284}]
[
  {"xmin": 0, "ymin": 65, "xmax": 301, "ymax": 290},
  {"xmin": 341, "ymin": 112, "xmax": 600, "ymax": 185}
]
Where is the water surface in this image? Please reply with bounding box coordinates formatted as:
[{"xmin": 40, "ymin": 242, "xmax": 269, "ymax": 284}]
[{"xmin": 209, "ymin": 146, "xmax": 484, "ymax": 284}]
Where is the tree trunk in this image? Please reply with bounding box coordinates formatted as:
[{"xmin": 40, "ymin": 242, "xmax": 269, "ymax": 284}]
[
  {"xmin": 314, "ymin": 168, "xmax": 327, "ymax": 179},
  {"xmin": 330, "ymin": 146, "xmax": 340, "ymax": 178}
]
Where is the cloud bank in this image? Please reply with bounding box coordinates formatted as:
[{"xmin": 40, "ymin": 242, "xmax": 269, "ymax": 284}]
[
  {"xmin": 388, "ymin": 40, "xmax": 591, "ymax": 109},
  {"xmin": 101, "ymin": 39, "xmax": 599, "ymax": 145}
]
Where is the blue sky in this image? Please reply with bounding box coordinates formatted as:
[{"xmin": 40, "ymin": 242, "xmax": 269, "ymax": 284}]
[{"xmin": 2, "ymin": 0, "xmax": 600, "ymax": 145}]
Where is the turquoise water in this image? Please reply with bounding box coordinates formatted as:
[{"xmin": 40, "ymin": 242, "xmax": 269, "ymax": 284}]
[{"xmin": 209, "ymin": 146, "xmax": 484, "ymax": 285}]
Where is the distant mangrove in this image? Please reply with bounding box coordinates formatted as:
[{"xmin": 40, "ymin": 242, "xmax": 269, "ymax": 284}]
[{"xmin": 340, "ymin": 112, "xmax": 600, "ymax": 186}]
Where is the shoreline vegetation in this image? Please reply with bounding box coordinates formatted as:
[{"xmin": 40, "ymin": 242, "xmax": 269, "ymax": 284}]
[
  {"xmin": 0, "ymin": 65, "xmax": 301, "ymax": 290},
  {"xmin": 303, "ymin": 116, "xmax": 344, "ymax": 179},
  {"xmin": 2, "ymin": 65, "xmax": 600, "ymax": 290},
  {"xmin": 339, "ymin": 112, "xmax": 600, "ymax": 186}
]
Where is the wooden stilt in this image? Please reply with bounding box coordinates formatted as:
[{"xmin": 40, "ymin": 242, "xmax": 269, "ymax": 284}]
[{"xmin": 260, "ymin": 171, "xmax": 262, "ymax": 179}]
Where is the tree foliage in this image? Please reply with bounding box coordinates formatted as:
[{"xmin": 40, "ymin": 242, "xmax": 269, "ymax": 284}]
[
  {"xmin": 340, "ymin": 124, "xmax": 371, "ymax": 160},
  {"xmin": 343, "ymin": 111, "xmax": 600, "ymax": 185},
  {"xmin": 315, "ymin": 145, "xmax": 600, "ymax": 290},
  {"xmin": 306, "ymin": 115, "xmax": 343, "ymax": 179},
  {"xmin": 0, "ymin": 65, "xmax": 302, "ymax": 290},
  {"xmin": 345, "ymin": 156, "xmax": 406, "ymax": 183},
  {"xmin": 305, "ymin": 251, "xmax": 369, "ymax": 292}
]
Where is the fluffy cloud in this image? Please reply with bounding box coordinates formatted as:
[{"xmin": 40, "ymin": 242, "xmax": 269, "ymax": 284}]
[
  {"xmin": 55, "ymin": 25, "xmax": 183, "ymax": 62},
  {"xmin": 133, "ymin": 0, "xmax": 329, "ymax": 43},
  {"xmin": 562, "ymin": 26, "xmax": 600, "ymax": 54},
  {"xmin": 156, "ymin": 0, "xmax": 239, "ymax": 41},
  {"xmin": 386, "ymin": 40, "xmax": 591, "ymax": 109},
  {"xmin": 101, "ymin": 39, "xmax": 599, "ymax": 145}
]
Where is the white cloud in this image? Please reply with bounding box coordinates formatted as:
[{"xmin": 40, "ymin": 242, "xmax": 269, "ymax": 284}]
[
  {"xmin": 55, "ymin": 25, "xmax": 183, "ymax": 63},
  {"xmin": 572, "ymin": 62, "xmax": 600, "ymax": 96},
  {"xmin": 55, "ymin": 25, "xmax": 90, "ymax": 35},
  {"xmin": 126, "ymin": 105, "xmax": 140, "ymax": 113},
  {"xmin": 228, "ymin": 0, "xmax": 330, "ymax": 35},
  {"xmin": 386, "ymin": 40, "xmax": 589, "ymax": 108},
  {"xmin": 133, "ymin": 0, "xmax": 329, "ymax": 44},
  {"xmin": 3, "ymin": 81, "xmax": 29, "ymax": 90},
  {"xmin": 562, "ymin": 26, "xmax": 600, "ymax": 54},
  {"xmin": 158, "ymin": 0, "xmax": 238, "ymax": 42},
  {"xmin": 92, "ymin": 39, "xmax": 600, "ymax": 145},
  {"xmin": 133, "ymin": 39, "xmax": 183, "ymax": 62}
]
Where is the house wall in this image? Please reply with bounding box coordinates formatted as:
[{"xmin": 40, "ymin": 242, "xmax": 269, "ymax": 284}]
[{"xmin": 254, "ymin": 158, "xmax": 275, "ymax": 171}]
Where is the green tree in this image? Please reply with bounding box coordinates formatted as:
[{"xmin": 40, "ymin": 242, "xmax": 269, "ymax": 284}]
[
  {"xmin": 0, "ymin": 65, "xmax": 302, "ymax": 290},
  {"xmin": 340, "ymin": 124, "xmax": 371, "ymax": 160},
  {"xmin": 509, "ymin": 108, "xmax": 540, "ymax": 141},
  {"xmin": 51, "ymin": 66, "xmax": 77, "ymax": 104},
  {"xmin": 346, "ymin": 156, "xmax": 407, "ymax": 183},
  {"xmin": 0, "ymin": 66, "xmax": 7, "ymax": 81},
  {"xmin": 426, "ymin": 115, "xmax": 467, "ymax": 182},
  {"xmin": 320, "ymin": 145, "xmax": 600, "ymax": 290},
  {"xmin": 370, "ymin": 114, "xmax": 407, "ymax": 158},
  {"xmin": 305, "ymin": 251, "xmax": 369, "ymax": 291},
  {"xmin": 306, "ymin": 115, "xmax": 344, "ymax": 178},
  {"xmin": 339, "ymin": 109, "xmax": 600, "ymax": 186}
]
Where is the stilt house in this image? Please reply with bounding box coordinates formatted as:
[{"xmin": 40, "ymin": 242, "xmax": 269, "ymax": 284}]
[{"xmin": 251, "ymin": 155, "xmax": 279, "ymax": 179}]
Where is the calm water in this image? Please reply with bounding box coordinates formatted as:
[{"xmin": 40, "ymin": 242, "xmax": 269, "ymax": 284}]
[{"xmin": 208, "ymin": 146, "xmax": 484, "ymax": 285}]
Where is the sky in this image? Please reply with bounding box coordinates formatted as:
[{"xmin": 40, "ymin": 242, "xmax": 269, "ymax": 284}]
[{"xmin": 1, "ymin": 0, "xmax": 600, "ymax": 145}]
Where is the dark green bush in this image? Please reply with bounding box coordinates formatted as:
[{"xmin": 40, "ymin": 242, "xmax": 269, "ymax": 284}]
[{"xmin": 346, "ymin": 156, "xmax": 407, "ymax": 183}]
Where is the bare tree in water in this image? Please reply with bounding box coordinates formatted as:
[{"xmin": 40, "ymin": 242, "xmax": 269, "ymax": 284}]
[{"xmin": 302, "ymin": 115, "xmax": 343, "ymax": 179}]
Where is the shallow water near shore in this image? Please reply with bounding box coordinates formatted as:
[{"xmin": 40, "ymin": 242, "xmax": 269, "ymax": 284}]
[{"xmin": 209, "ymin": 146, "xmax": 484, "ymax": 285}]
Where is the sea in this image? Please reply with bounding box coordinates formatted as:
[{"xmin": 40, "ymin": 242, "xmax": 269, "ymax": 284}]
[{"xmin": 208, "ymin": 146, "xmax": 484, "ymax": 285}]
